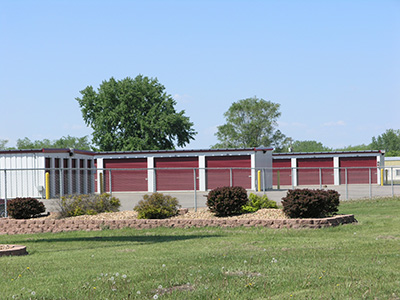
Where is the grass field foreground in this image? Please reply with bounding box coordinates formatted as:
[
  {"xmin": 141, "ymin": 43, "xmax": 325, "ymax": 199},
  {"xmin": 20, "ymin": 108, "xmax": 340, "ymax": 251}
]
[{"xmin": 0, "ymin": 197, "xmax": 399, "ymax": 299}]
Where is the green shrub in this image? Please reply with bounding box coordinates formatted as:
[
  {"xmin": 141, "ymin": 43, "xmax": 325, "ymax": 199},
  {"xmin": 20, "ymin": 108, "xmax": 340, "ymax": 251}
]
[
  {"xmin": 7, "ymin": 197, "xmax": 46, "ymax": 219},
  {"xmin": 134, "ymin": 193, "xmax": 181, "ymax": 219},
  {"xmin": 281, "ymin": 189, "xmax": 340, "ymax": 218},
  {"xmin": 206, "ymin": 186, "xmax": 248, "ymax": 217},
  {"xmin": 242, "ymin": 193, "xmax": 278, "ymax": 213},
  {"xmin": 58, "ymin": 193, "xmax": 120, "ymax": 218}
]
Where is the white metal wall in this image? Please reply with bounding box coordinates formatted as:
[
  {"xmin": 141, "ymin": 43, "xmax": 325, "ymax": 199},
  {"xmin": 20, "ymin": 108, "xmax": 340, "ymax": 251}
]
[{"xmin": 0, "ymin": 153, "xmax": 45, "ymax": 198}]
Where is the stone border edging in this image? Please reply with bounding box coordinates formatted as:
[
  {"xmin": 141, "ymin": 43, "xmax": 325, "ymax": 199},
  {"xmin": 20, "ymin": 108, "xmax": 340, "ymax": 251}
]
[
  {"xmin": 0, "ymin": 245, "xmax": 28, "ymax": 256},
  {"xmin": 0, "ymin": 214, "xmax": 357, "ymax": 235}
]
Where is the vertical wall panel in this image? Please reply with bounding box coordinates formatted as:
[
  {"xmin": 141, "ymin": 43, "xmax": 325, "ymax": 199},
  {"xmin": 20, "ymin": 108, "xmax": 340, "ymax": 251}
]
[
  {"xmin": 206, "ymin": 156, "xmax": 251, "ymax": 190},
  {"xmin": 340, "ymin": 157, "xmax": 377, "ymax": 184},
  {"xmin": 155, "ymin": 157, "xmax": 199, "ymax": 191},
  {"xmin": 297, "ymin": 158, "xmax": 334, "ymax": 185},
  {"xmin": 273, "ymin": 159, "xmax": 292, "ymax": 186},
  {"xmin": 104, "ymin": 158, "xmax": 148, "ymax": 192}
]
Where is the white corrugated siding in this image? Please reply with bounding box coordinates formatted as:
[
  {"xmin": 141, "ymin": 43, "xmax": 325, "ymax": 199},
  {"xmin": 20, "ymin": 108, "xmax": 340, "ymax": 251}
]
[{"xmin": 0, "ymin": 153, "xmax": 45, "ymax": 198}]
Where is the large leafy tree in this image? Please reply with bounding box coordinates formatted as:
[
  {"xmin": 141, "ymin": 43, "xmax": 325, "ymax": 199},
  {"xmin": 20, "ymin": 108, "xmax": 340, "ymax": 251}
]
[
  {"xmin": 370, "ymin": 129, "xmax": 400, "ymax": 156},
  {"xmin": 76, "ymin": 75, "xmax": 196, "ymax": 151},
  {"xmin": 16, "ymin": 136, "xmax": 92, "ymax": 150},
  {"xmin": 213, "ymin": 97, "xmax": 288, "ymax": 150}
]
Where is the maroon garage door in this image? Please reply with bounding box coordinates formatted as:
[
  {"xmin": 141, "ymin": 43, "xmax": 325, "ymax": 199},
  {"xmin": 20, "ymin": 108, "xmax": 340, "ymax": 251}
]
[
  {"xmin": 340, "ymin": 157, "xmax": 377, "ymax": 184},
  {"xmin": 297, "ymin": 158, "xmax": 334, "ymax": 186},
  {"xmin": 104, "ymin": 158, "xmax": 148, "ymax": 192},
  {"xmin": 273, "ymin": 159, "xmax": 292, "ymax": 186},
  {"xmin": 155, "ymin": 157, "xmax": 199, "ymax": 191},
  {"xmin": 206, "ymin": 156, "xmax": 251, "ymax": 190}
]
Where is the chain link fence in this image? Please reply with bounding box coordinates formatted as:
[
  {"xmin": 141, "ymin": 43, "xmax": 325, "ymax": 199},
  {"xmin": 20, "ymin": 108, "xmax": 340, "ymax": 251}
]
[{"xmin": 1, "ymin": 166, "xmax": 399, "ymax": 217}]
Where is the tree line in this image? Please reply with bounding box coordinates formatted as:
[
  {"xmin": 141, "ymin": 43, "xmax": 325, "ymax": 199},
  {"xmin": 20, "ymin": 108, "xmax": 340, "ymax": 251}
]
[{"xmin": 1, "ymin": 75, "xmax": 399, "ymax": 156}]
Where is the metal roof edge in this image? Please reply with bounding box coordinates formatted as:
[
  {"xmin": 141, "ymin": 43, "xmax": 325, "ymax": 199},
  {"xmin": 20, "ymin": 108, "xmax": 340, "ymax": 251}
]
[
  {"xmin": 272, "ymin": 150, "xmax": 383, "ymax": 157},
  {"xmin": 0, "ymin": 148, "xmax": 96, "ymax": 156},
  {"xmin": 95, "ymin": 147, "xmax": 273, "ymax": 156}
]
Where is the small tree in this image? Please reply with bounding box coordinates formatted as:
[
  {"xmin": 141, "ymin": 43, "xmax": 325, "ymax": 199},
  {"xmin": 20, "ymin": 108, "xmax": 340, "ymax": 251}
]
[
  {"xmin": 371, "ymin": 129, "xmax": 400, "ymax": 156},
  {"xmin": 213, "ymin": 97, "xmax": 288, "ymax": 150}
]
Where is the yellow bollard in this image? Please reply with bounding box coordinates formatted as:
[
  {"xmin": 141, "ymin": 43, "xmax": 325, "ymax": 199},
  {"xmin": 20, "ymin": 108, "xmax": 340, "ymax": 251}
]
[
  {"xmin": 277, "ymin": 170, "xmax": 280, "ymax": 190},
  {"xmin": 381, "ymin": 169, "xmax": 384, "ymax": 186},
  {"xmin": 257, "ymin": 170, "xmax": 261, "ymax": 192},
  {"xmin": 45, "ymin": 172, "xmax": 50, "ymax": 199},
  {"xmin": 99, "ymin": 172, "xmax": 104, "ymax": 193}
]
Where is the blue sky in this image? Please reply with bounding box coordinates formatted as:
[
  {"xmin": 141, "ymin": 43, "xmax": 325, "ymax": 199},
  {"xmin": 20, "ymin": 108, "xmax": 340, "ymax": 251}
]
[{"xmin": 1, "ymin": 0, "xmax": 399, "ymax": 150}]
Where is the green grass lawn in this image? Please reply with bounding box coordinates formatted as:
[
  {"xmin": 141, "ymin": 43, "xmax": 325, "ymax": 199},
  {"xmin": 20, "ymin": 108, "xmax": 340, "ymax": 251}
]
[{"xmin": 1, "ymin": 197, "xmax": 399, "ymax": 300}]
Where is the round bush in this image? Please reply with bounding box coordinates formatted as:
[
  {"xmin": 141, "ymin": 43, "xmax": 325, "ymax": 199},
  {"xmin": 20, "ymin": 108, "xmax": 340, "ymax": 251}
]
[
  {"xmin": 7, "ymin": 197, "xmax": 46, "ymax": 219},
  {"xmin": 281, "ymin": 189, "xmax": 340, "ymax": 218},
  {"xmin": 58, "ymin": 193, "xmax": 120, "ymax": 218},
  {"xmin": 242, "ymin": 193, "xmax": 278, "ymax": 213},
  {"xmin": 206, "ymin": 186, "xmax": 248, "ymax": 217},
  {"xmin": 134, "ymin": 193, "xmax": 181, "ymax": 219}
]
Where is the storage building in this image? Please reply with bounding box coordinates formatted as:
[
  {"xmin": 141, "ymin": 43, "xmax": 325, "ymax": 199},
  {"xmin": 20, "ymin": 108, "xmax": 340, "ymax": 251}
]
[
  {"xmin": 272, "ymin": 150, "xmax": 385, "ymax": 186},
  {"xmin": 0, "ymin": 149, "xmax": 95, "ymax": 199},
  {"xmin": 95, "ymin": 147, "xmax": 273, "ymax": 193}
]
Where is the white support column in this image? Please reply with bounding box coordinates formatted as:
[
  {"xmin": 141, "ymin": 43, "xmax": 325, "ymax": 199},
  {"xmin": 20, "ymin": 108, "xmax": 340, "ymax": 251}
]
[
  {"xmin": 96, "ymin": 158, "xmax": 103, "ymax": 194},
  {"xmin": 67, "ymin": 158, "xmax": 73, "ymax": 195},
  {"xmin": 76, "ymin": 159, "xmax": 81, "ymax": 195},
  {"xmin": 147, "ymin": 156, "xmax": 155, "ymax": 192},
  {"xmin": 291, "ymin": 158, "xmax": 297, "ymax": 187},
  {"xmin": 198, "ymin": 155, "xmax": 206, "ymax": 191},
  {"xmin": 251, "ymin": 154, "xmax": 256, "ymax": 190},
  {"xmin": 50, "ymin": 157, "xmax": 56, "ymax": 198},
  {"xmin": 36, "ymin": 156, "xmax": 46, "ymax": 198},
  {"xmin": 377, "ymin": 155, "xmax": 384, "ymax": 185},
  {"xmin": 82, "ymin": 159, "xmax": 87, "ymax": 194},
  {"xmin": 334, "ymin": 157, "xmax": 340, "ymax": 185}
]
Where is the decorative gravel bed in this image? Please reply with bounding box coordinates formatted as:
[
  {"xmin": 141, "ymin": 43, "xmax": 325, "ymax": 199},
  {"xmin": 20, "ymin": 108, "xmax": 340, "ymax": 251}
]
[{"xmin": 40, "ymin": 208, "xmax": 288, "ymax": 221}]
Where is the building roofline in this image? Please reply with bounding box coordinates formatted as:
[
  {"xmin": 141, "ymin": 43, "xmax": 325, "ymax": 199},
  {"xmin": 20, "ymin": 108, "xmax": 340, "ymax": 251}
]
[
  {"xmin": 0, "ymin": 148, "xmax": 96, "ymax": 156},
  {"xmin": 0, "ymin": 147, "xmax": 273, "ymax": 156},
  {"xmin": 273, "ymin": 150, "xmax": 384, "ymax": 157},
  {"xmin": 95, "ymin": 147, "xmax": 274, "ymax": 156}
]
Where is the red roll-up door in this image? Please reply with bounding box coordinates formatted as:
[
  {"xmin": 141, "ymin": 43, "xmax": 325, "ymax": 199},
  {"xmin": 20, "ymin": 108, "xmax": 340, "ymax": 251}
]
[
  {"xmin": 206, "ymin": 156, "xmax": 251, "ymax": 190},
  {"xmin": 340, "ymin": 157, "xmax": 377, "ymax": 184},
  {"xmin": 155, "ymin": 157, "xmax": 199, "ymax": 191},
  {"xmin": 273, "ymin": 159, "xmax": 292, "ymax": 186},
  {"xmin": 297, "ymin": 158, "xmax": 334, "ymax": 186},
  {"xmin": 104, "ymin": 158, "xmax": 147, "ymax": 192}
]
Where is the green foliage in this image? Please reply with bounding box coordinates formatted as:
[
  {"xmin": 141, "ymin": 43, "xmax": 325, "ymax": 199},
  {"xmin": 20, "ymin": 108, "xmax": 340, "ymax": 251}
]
[
  {"xmin": 290, "ymin": 140, "xmax": 331, "ymax": 152},
  {"xmin": 76, "ymin": 75, "xmax": 196, "ymax": 151},
  {"xmin": 58, "ymin": 193, "xmax": 120, "ymax": 218},
  {"xmin": 334, "ymin": 144, "xmax": 372, "ymax": 151},
  {"xmin": 242, "ymin": 193, "xmax": 278, "ymax": 213},
  {"xmin": 213, "ymin": 97, "xmax": 288, "ymax": 150},
  {"xmin": 282, "ymin": 188, "xmax": 340, "ymax": 218},
  {"xmin": 7, "ymin": 197, "xmax": 46, "ymax": 219},
  {"xmin": 371, "ymin": 129, "xmax": 400, "ymax": 156},
  {"xmin": 206, "ymin": 186, "xmax": 248, "ymax": 217},
  {"xmin": 16, "ymin": 135, "xmax": 92, "ymax": 150},
  {"xmin": 52, "ymin": 135, "xmax": 93, "ymax": 150},
  {"xmin": 134, "ymin": 193, "xmax": 181, "ymax": 219},
  {"xmin": 0, "ymin": 139, "xmax": 9, "ymax": 150}
]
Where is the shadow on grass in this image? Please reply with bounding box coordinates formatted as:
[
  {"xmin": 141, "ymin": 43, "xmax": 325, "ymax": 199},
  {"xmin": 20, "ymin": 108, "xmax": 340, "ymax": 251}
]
[{"xmin": 11, "ymin": 233, "xmax": 222, "ymax": 246}]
